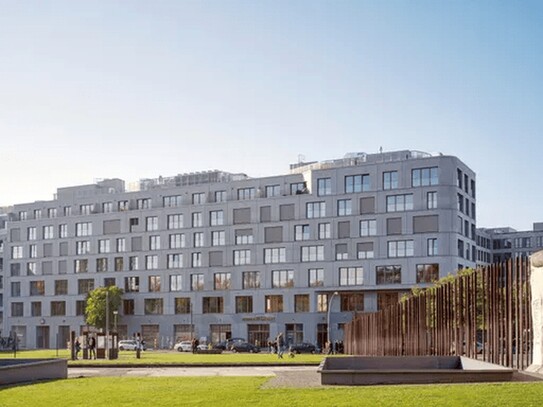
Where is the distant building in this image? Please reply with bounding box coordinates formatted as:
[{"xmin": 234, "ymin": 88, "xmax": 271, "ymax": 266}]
[{"xmin": 1, "ymin": 151, "xmax": 476, "ymax": 349}]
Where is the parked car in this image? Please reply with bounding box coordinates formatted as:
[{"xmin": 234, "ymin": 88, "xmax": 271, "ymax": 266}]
[
  {"xmin": 118, "ymin": 339, "xmax": 146, "ymax": 351},
  {"xmin": 213, "ymin": 337, "xmax": 246, "ymax": 350},
  {"xmin": 231, "ymin": 342, "xmax": 260, "ymax": 353},
  {"xmin": 289, "ymin": 342, "xmax": 318, "ymax": 354},
  {"xmin": 173, "ymin": 340, "xmax": 193, "ymax": 352}
]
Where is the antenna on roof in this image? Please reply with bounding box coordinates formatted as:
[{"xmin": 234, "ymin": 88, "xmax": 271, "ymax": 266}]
[
  {"xmin": 379, "ymin": 146, "xmax": 383, "ymax": 154},
  {"xmin": 298, "ymin": 154, "xmax": 306, "ymax": 163}
]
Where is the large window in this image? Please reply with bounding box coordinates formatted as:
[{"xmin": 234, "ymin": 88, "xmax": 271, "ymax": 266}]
[
  {"xmin": 76, "ymin": 240, "xmax": 90, "ymax": 255},
  {"xmin": 145, "ymin": 255, "xmax": 158, "ymax": 270},
  {"xmin": 210, "ymin": 210, "xmax": 224, "ymax": 226},
  {"xmin": 318, "ymin": 223, "xmax": 331, "ymax": 239},
  {"xmin": 376, "ymin": 265, "xmax": 402, "ymax": 285},
  {"xmin": 146, "ymin": 216, "xmax": 158, "ymax": 231},
  {"xmin": 345, "ymin": 174, "xmax": 370, "ymax": 193},
  {"xmin": 78, "ymin": 279, "xmax": 95, "ymax": 295},
  {"xmin": 265, "ymin": 185, "xmax": 280, "ymax": 197},
  {"xmin": 360, "ymin": 220, "xmax": 377, "ymax": 236},
  {"xmin": 301, "ymin": 246, "xmax": 324, "ymax": 262},
  {"xmin": 337, "ymin": 199, "xmax": 352, "ymax": 216},
  {"xmin": 295, "ymin": 224, "xmax": 310, "ymax": 241},
  {"xmin": 170, "ymin": 275, "xmax": 183, "ymax": 291},
  {"xmin": 387, "ymin": 240, "xmax": 414, "ymax": 258},
  {"xmin": 203, "ymin": 297, "xmax": 224, "ymax": 313},
  {"xmin": 96, "ymin": 257, "xmax": 108, "ymax": 272},
  {"xmin": 317, "ymin": 178, "xmax": 331, "ymax": 196},
  {"xmin": 193, "ymin": 232, "xmax": 204, "ymax": 248},
  {"xmin": 265, "ymin": 295, "xmax": 283, "ymax": 313},
  {"xmin": 339, "ymin": 267, "xmax": 363, "ymax": 286},
  {"xmin": 55, "ymin": 280, "xmax": 68, "ymax": 295},
  {"xmin": 234, "ymin": 249, "xmax": 251, "ymax": 265},
  {"xmin": 272, "ymin": 270, "xmax": 294, "ymax": 288},
  {"xmin": 386, "ymin": 194, "xmax": 413, "ymax": 212},
  {"xmin": 168, "ymin": 254, "xmax": 183, "ymax": 269},
  {"xmin": 427, "ymin": 238, "xmax": 438, "ymax": 256},
  {"xmin": 383, "ymin": 171, "xmax": 398, "ymax": 190},
  {"xmin": 148, "ymin": 276, "xmax": 161, "ymax": 292},
  {"xmin": 191, "ymin": 274, "xmax": 204, "ymax": 291},
  {"xmin": 295, "ymin": 294, "xmax": 310, "ymax": 312},
  {"xmin": 237, "ymin": 187, "xmax": 255, "ymax": 200},
  {"xmin": 125, "ymin": 276, "xmax": 139, "ymax": 292},
  {"xmin": 43, "ymin": 225, "xmax": 54, "ymax": 239},
  {"xmin": 192, "ymin": 252, "xmax": 202, "ymax": 267},
  {"xmin": 144, "ymin": 298, "xmax": 163, "ymax": 315},
  {"xmin": 74, "ymin": 259, "xmax": 88, "ymax": 273},
  {"xmin": 242, "ymin": 271, "xmax": 260, "ymax": 289},
  {"xmin": 214, "ymin": 190, "xmax": 226, "ymax": 202},
  {"xmin": 192, "ymin": 212, "xmax": 203, "ymax": 227},
  {"xmin": 306, "ymin": 202, "xmax": 326, "ymax": 219},
  {"xmin": 168, "ymin": 214, "xmax": 183, "ymax": 230},
  {"xmin": 169, "ymin": 233, "xmax": 185, "ymax": 249},
  {"xmin": 137, "ymin": 198, "xmax": 151, "ymax": 210},
  {"xmin": 264, "ymin": 247, "xmax": 286, "ymax": 264},
  {"xmin": 416, "ymin": 264, "xmax": 439, "ymax": 283},
  {"xmin": 75, "ymin": 222, "xmax": 92, "ymax": 237},
  {"xmin": 341, "ymin": 293, "xmax": 364, "ymax": 312},
  {"xmin": 164, "ymin": 195, "xmax": 182, "ymax": 207},
  {"xmin": 192, "ymin": 192, "xmax": 206, "ymax": 204},
  {"xmin": 175, "ymin": 298, "xmax": 191, "ymax": 314},
  {"xmin": 214, "ymin": 272, "xmax": 231, "ymax": 290},
  {"xmin": 211, "ymin": 231, "xmax": 225, "ymax": 246},
  {"xmin": 308, "ymin": 268, "xmax": 324, "ymax": 287},
  {"xmin": 149, "ymin": 235, "xmax": 161, "ymax": 250},
  {"xmin": 236, "ymin": 296, "xmax": 253, "ymax": 313},
  {"xmin": 427, "ymin": 191, "xmax": 438, "ymax": 209},
  {"xmin": 30, "ymin": 280, "xmax": 45, "ymax": 296},
  {"xmin": 51, "ymin": 301, "xmax": 66, "ymax": 316},
  {"xmin": 412, "ymin": 167, "xmax": 438, "ymax": 187}
]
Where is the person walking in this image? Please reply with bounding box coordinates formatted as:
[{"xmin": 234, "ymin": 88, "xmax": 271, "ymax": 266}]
[
  {"xmin": 277, "ymin": 333, "xmax": 285, "ymax": 359},
  {"xmin": 74, "ymin": 338, "xmax": 81, "ymax": 360}
]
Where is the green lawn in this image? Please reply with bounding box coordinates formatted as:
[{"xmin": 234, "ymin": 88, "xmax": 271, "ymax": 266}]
[
  {"xmin": 0, "ymin": 349, "xmax": 325, "ymax": 365},
  {"xmin": 1, "ymin": 376, "xmax": 542, "ymax": 406}
]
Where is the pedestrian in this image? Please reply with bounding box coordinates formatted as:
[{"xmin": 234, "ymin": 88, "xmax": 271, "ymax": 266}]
[
  {"xmin": 88, "ymin": 336, "xmax": 96, "ymax": 360},
  {"xmin": 191, "ymin": 338, "xmax": 197, "ymax": 354},
  {"xmin": 277, "ymin": 333, "xmax": 285, "ymax": 359},
  {"xmin": 74, "ymin": 338, "xmax": 81, "ymax": 360}
]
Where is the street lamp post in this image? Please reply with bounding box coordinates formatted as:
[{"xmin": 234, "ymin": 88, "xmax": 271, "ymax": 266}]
[
  {"xmin": 105, "ymin": 290, "xmax": 109, "ymax": 359},
  {"xmin": 113, "ymin": 311, "xmax": 118, "ymax": 333},
  {"xmin": 327, "ymin": 291, "xmax": 339, "ymax": 354}
]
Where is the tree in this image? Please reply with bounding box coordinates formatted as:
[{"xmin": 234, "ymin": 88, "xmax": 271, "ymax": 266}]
[{"xmin": 85, "ymin": 286, "xmax": 123, "ymax": 331}]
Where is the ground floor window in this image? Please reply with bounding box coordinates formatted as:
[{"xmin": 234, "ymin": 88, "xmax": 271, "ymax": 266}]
[
  {"xmin": 174, "ymin": 324, "xmax": 193, "ymax": 342},
  {"xmin": 247, "ymin": 324, "xmax": 269, "ymax": 347},
  {"xmin": 210, "ymin": 324, "xmax": 231, "ymax": 344},
  {"xmin": 285, "ymin": 323, "xmax": 303, "ymax": 345}
]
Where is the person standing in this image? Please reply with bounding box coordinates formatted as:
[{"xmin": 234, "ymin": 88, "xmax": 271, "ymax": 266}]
[
  {"xmin": 88, "ymin": 336, "xmax": 96, "ymax": 360},
  {"xmin": 74, "ymin": 338, "xmax": 81, "ymax": 360},
  {"xmin": 277, "ymin": 333, "xmax": 285, "ymax": 359}
]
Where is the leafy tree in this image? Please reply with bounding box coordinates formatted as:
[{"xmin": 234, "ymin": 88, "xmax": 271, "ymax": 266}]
[{"xmin": 85, "ymin": 286, "xmax": 123, "ymax": 330}]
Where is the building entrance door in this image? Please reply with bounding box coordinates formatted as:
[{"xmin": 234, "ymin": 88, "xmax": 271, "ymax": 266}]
[{"xmin": 36, "ymin": 326, "xmax": 50, "ymax": 349}]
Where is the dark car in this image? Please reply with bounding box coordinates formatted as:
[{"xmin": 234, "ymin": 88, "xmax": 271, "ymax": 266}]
[
  {"xmin": 213, "ymin": 337, "xmax": 245, "ymax": 350},
  {"xmin": 231, "ymin": 342, "xmax": 260, "ymax": 353},
  {"xmin": 289, "ymin": 342, "xmax": 318, "ymax": 354}
]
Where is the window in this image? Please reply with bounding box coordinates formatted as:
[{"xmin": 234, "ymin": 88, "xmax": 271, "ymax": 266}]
[
  {"xmin": 148, "ymin": 275, "xmax": 161, "ymax": 292},
  {"xmin": 191, "ymin": 274, "xmax": 204, "ymax": 291},
  {"xmin": 235, "ymin": 229, "xmax": 253, "ymax": 245},
  {"xmin": 339, "ymin": 267, "xmax": 363, "ymax": 286},
  {"xmin": 318, "ymin": 223, "xmax": 331, "ymax": 239},
  {"xmin": 191, "ymin": 252, "xmax": 202, "ymax": 267},
  {"xmin": 27, "ymin": 262, "xmax": 37, "ymax": 275},
  {"xmin": 146, "ymin": 255, "xmax": 158, "ymax": 270},
  {"xmin": 19, "ymin": 211, "xmax": 28, "ymax": 220},
  {"xmin": 167, "ymin": 253, "xmax": 183, "ymax": 269},
  {"xmin": 78, "ymin": 279, "xmax": 94, "ymax": 295},
  {"xmin": 175, "ymin": 298, "xmax": 191, "ymax": 314},
  {"xmin": 265, "ymin": 295, "xmax": 283, "ymax": 313},
  {"xmin": 386, "ymin": 194, "xmax": 413, "ymax": 212},
  {"xmin": 308, "ymin": 268, "xmax": 324, "ymax": 287},
  {"xmin": 234, "ymin": 249, "xmax": 251, "ymax": 265},
  {"xmin": 317, "ymin": 178, "xmax": 331, "ymax": 196},
  {"xmin": 27, "ymin": 227, "xmax": 36, "ymax": 240},
  {"xmin": 29, "ymin": 244, "xmax": 37, "ymax": 258},
  {"xmin": 76, "ymin": 241, "xmax": 90, "ymax": 255},
  {"xmin": 306, "ymin": 202, "xmax": 326, "ymax": 218},
  {"xmin": 129, "ymin": 256, "xmax": 139, "ymax": 271},
  {"xmin": 123, "ymin": 299, "xmax": 135, "ymax": 315},
  {"xmin": 192, "ymin": 212, "xmax": 203, "ymax": 227},
  {"xmin": 214, "ymin": 272, "xmax": 231, "ymax": 290},
  {"xmin": 51, "ymin": 301, "xmax": 66, "ymax": 316},
  {"xmin": 59, "ymin": 224, "xmax": 68, "ymax": 238},
  {"xmin": 236, "ymin": 296, "xmax": 253, "ymax": 313},
  {"xmin": 301, "ymin": 245, "xmax": 324, "ymax": 262},
  {"xmin": 74, "ymin": 259, "xmax": 88, "ymax": 273},
  {"xmin": 272, "ymin": 270, "xmax": 294, "ymax": 288},
  {"xmin": 243, "ymin": 271, "xmax": 260, "ymax": 289},
  {"xmin": 337, "ymin": 199, "xmax": 352, "ymax": 216},
  {"xmin": 118, "ymin": 201, "xmax": 129, "ymax": 211},
  {"xmin": 146, "ymin": 216, "xmax": 158, "ymax": 231},
  {"xmin": 210, "ymin": 210, "xmax": 224, "ymax": 226},
  {"xmin": 203, "ymin": 297, "xmax": 224, "ymax": 313},
  {"xmin": 295, "ymin": 294, "xmax": 310, "ymax": 312},
  {"xmin": 360, "ymin": 220, "xmax": 377, "ymax": 236},
  {"xmin": 317, "ymin": 294, "xmax": 328, "ymax": 312},
  {"xmin": 124, "ymin": 276, "xmax": 139, "ymax": 292},
  {"xmin": 457, "ymin": 194, "xmax": 464, "ymax": 212},
  {"xmin": 164, "ymin": 195, "xmax": 182, "ymax": 207},
  {"xmin": 137, "ymin": 198, "xmax": 151, "ymax": 210},
  {"xmin": 376, "ymin": 265, "xmax": 402, "ymax": 284},
  {"xmin": 30, "ymin": 280, "xmax": 45, "ymax": 296},
  {"xmin": 114, "ymin": 257, "xmax": 123, "ymax": 271},
  {"xmin": 167, "ymin": 214, "xmax": 183, "ymax": 230},
  {"xmin": 416, "ymin": 264, "xmax": 439, "ymax": 283},
  {"xmin": 427, "ymin": 238, "xmax": 438, "ymax": 256},
  {"xmin": 55, "ymin": 280, "xmax": 68, "ymax": 295},
  {"xmin": 345, "ymin": 174, "xmax": 370, "ymax": 193},
  {"xmin": 295, "ymin": 225, "xmax": 310, "ymax": 241},
  {"xmin": 98, "ymin": 239, "xmax": 110, "ymax": 253},
  {"xmin": 383, "ymin": 171, "xmax": 398, "ymax": 190},
  {"xmin": 214, "ymin": 190, "xmax": 226, "ymax": 202},
  {"xmin": 387, "ymin": 240, "xmax": 414, "ymax": 257},
  {"xmin": 193, "ymin": 232, "xmax": 204, "ymax": 248},
  {"xmin": 11, "ymin": 302, "xmax": 24, "ymax": 317},
  {"xmin": 290, "ymin": 182, "xmax": 306, "ymax": 195},
  {"xmin": 80, "ymin": 204, "xmax": 93, "ymax": 215},
  {"xmin": 96, "ymin": 258, "xmax": 108, "ymax": 272},
  {"xmin": 116, "ymin": 238, "xmax": 126, "ymax": 252},
  {"xmin": 238, "ymin": 187, "xmax": 255, "ymax": 200},
  {"xmin": 190, "ymin": 192, "xmax": 204, "ymax": 205},
  {"xmin": 31, "ymin": 301, "xmax": 42, "ymax": 317},
  {"xmin": 170, "ymin": 275, "xmax": 182, "ymax": 291},
  {"xmin": 265, "ymin": 185, "xmax": 280, "ymax": 197},
  {"xmin": 412, "ymin": 167, "xmax": 438, "ymax": 187},
  {"xmin": 211, "ymin": 231, "xmax": 225, "ymax": 246},
  {"xmin": 34, "ymin": 209, "xmax": 42, "ymax": 219},
  {"xmin": 427, "ymin": 191, "xmax": 437, "ymax": 209},
  {"xmin": 76, "ymin": 222, "xmax": 92, "ymax": 237},
  {"xmin": 341, "ymin": 293, "xmax": 364, "ymax": 312},
  {"xmin": 264, "ymin": 247, "xmax": 286, "ymax": 264},
  {"xmin": 169, "ymin": 233, "xmax": 185, "ymax": 249},
  {"xmin": 144, "ymin": 298, "xmax": 163, "ymax": 315},
  {"xmin": 102, "ymin": 202, "xmax": 113, "ymax": 213},
  {"xmin": 357, "ymin": 242, "xmax": 374, "ymax": 259}
]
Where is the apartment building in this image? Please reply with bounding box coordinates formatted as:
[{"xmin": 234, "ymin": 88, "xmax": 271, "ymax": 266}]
[{"xmin": 1, "ymin": 150, "xmax": 477, "ymax": 349}]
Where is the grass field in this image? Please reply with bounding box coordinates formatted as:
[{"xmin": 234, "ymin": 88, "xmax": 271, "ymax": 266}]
[
  {"xmin": 0, "ymin": 349, "xmax": 325, "ymax": 365},
  {"xmin": 1, "ymin": 376, "xmax": 543, "ymax": 406}
]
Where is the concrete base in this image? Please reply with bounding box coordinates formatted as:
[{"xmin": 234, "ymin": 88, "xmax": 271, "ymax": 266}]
[
  {"xmin": 318, "ymin": 356, "xmax": 514, "ymax": 385},
  {"xmin": 0, "ymin": 359, "xmax": 67, "ymax": 386},
  {"xmin": 526, "ymin": 364, "xmax": 543, "ymax": 374}
]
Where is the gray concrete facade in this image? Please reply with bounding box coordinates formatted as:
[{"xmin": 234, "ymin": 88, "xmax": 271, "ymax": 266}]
[{"xmin": 1, "ymin": 150, "xmax": 476, "ymax": 349}]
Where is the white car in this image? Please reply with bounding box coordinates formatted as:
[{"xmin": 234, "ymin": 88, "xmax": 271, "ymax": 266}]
[
  {"xmin": 173, "ymin": 340, "xmax": 193, "ymax": 352},
  {"xmin": 118, "ymin": 339, "xmax": 145, "ymax": 351}
]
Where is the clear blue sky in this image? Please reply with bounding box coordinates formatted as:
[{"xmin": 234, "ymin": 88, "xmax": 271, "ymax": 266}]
[{"xmin": 0, "ymin": 1, "xmax": 541, "ymax": 230}]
